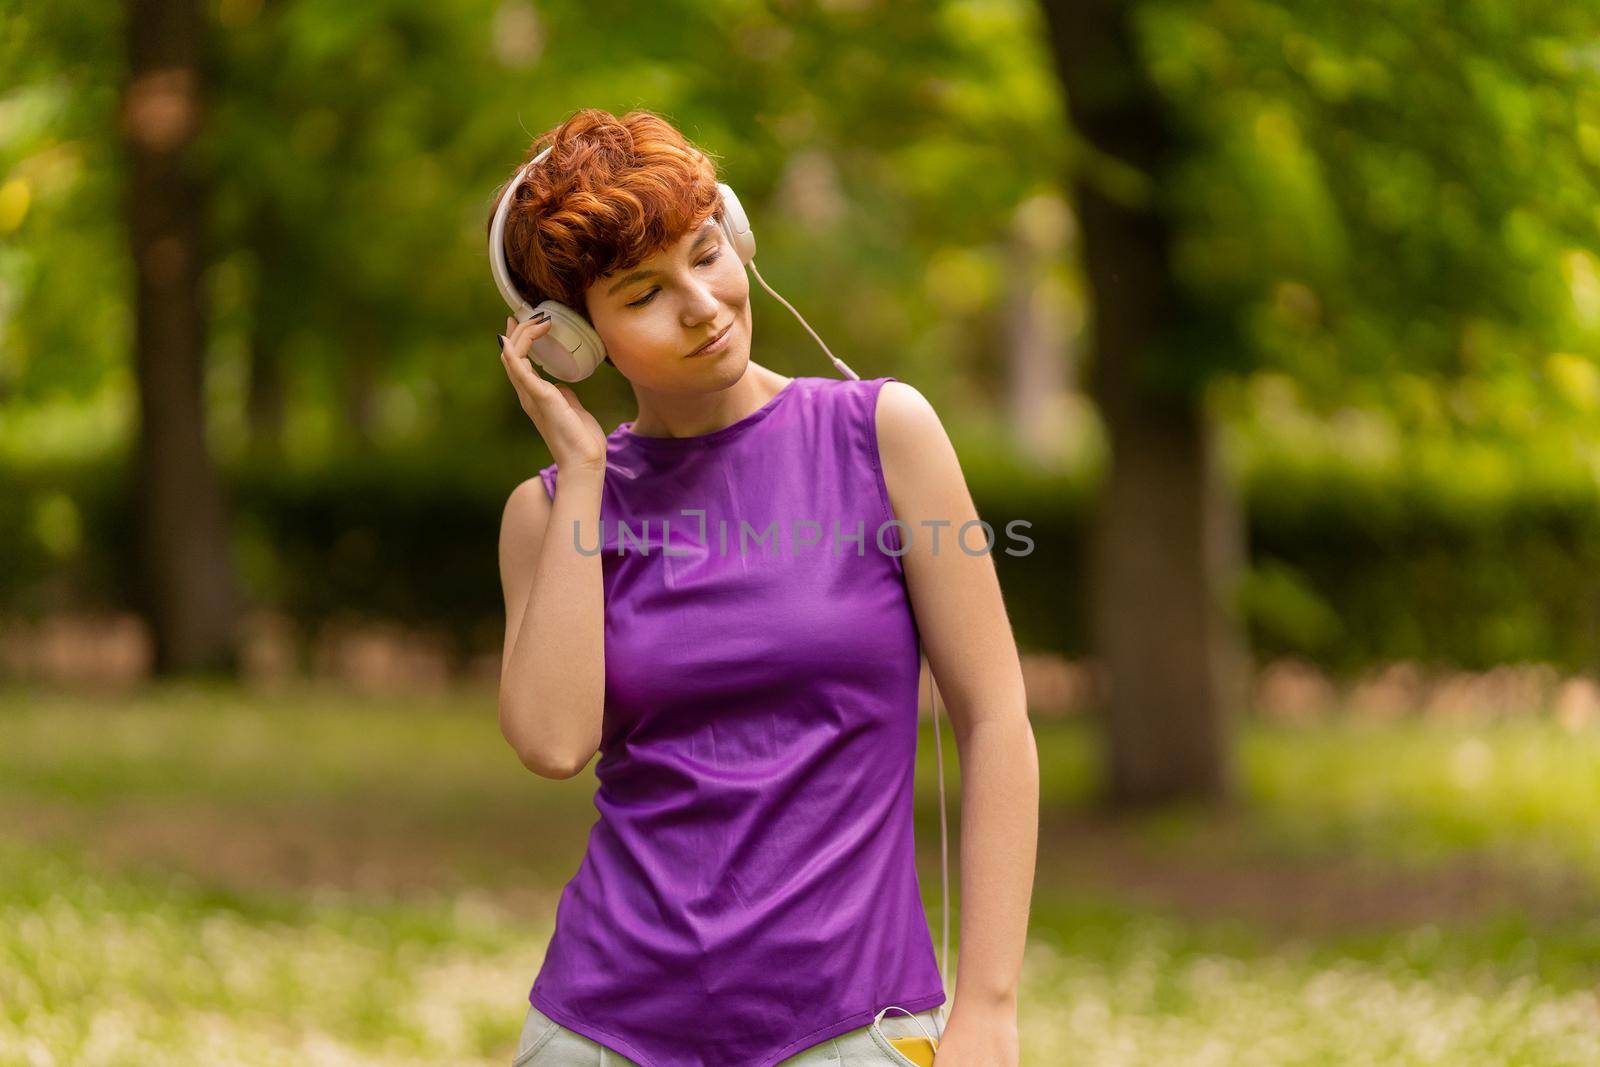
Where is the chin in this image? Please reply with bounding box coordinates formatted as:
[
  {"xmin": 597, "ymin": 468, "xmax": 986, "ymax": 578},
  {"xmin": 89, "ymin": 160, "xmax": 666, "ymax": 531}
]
[
  {"xmin": 698, "ymin": 333, "xmax": 751, "ymax": 377},
  {"xmin": 709, "ymin": 355, "xmax": 750, "ymax": 388}
]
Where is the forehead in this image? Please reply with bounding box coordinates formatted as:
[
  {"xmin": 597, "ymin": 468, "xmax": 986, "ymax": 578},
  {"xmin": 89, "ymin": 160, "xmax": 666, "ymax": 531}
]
[
  {"xmin": 600, "ymin": 216, "xmax": 721, "ymax": 293},
  {"xmin": 645, "ymin": 216, "xmax": 718, "ymax": 260}
]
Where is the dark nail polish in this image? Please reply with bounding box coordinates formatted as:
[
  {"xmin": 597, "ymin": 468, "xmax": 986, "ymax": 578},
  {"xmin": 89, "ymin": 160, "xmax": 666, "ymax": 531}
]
[
  {"xmin": 497, "ymin": 333, "xmax": 506, "ymax": 351},
  {"xmin": 532, "ymin": 311, "xmax": 550, "ymax": 323}
]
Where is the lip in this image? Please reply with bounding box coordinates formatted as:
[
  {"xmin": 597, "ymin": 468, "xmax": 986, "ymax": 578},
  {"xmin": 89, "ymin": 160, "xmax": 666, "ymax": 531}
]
[{"xmin": 688, "ymin": 323, "xmax": 732, "ymax": 357}]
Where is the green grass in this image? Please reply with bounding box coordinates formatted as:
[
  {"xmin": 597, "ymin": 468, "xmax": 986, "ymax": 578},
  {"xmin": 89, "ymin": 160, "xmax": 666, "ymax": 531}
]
[
  {"xmin": 1031, "ymin": 714, "xmax": 1600, "ymax": 882},
  {"xmin": 1, "ymin": 837, "xmax": 537, "ymax": 1066},
  {"xmin": 1244, "ymin": 717, "xmax": 1600, "ymax": 868},
  {"xmin": 6, "ymin": 682, "xmax": 1600, "ymax": 1064}
]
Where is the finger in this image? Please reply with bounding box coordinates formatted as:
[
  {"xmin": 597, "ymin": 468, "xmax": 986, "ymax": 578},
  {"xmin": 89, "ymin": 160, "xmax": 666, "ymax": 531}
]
[
  {"xmin": 499, "ymin": 344, "xmax": 530, "ymax": 392},
  {"xmin": 502, "ymin": 343, "xmax": 556, "ymax": 399},
  {"xmin": 507, "ymin": 316, "xmax": 555, "ymax": 360},
  {"xmin": 498, "ymin": 331, "xmax": 544, "ymax": 382},
  {"xmin": 509, "ymin": 310, "xmax": 553, "ymax": 339}
]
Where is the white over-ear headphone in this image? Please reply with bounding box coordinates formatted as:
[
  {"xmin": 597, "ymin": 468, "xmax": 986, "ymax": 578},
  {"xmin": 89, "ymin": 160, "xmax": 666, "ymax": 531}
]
[{"xmin": 489, "ymin": 144, "xmax": 860, "ymax": 382}]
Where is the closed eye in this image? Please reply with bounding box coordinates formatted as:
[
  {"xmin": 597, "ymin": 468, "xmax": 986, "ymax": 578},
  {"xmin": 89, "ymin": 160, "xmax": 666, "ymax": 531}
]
[{"xmin": 626, "ymin": 250, "xmax": 723, "ymax": 308}]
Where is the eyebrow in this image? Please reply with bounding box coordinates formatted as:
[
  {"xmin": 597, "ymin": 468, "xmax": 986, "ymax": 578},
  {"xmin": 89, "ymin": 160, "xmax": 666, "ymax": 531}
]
[{"xmin": 607, "ymin": 220, "xmax": 720, "ymax": 296}]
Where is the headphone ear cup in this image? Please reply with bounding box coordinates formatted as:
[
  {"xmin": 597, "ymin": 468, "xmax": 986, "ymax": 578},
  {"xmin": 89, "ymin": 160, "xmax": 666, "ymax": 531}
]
[
  {"xmin": 716, "ymin": 183, "xmax": 756, "ymax": 265},
  {"xmin": 525, "ymin": 301, "xmax": 607, "ymax": 382}
]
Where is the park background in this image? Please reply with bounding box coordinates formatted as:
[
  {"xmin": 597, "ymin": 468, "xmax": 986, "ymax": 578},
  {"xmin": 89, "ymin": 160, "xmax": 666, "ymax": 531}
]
[{"xmin": 8, "ymin": 0, "xmax": 1600, "ymax": 1063}]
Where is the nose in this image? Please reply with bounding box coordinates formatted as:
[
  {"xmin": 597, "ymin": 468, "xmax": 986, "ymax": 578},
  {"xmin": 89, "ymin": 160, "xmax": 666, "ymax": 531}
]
[{"xmin": 680, "ymin": 273, "xmax": 721, "ymax": 326}]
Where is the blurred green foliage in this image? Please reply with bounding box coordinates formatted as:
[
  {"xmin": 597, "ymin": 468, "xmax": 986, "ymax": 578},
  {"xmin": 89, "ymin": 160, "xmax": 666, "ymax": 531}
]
[
  {"xmin": 1144, "ymin": 0, "xmax": 1600, "ymax": 388},
  {"xmin": 1, "ymin": 0, "xmax": 1067, "ymax": 448}
]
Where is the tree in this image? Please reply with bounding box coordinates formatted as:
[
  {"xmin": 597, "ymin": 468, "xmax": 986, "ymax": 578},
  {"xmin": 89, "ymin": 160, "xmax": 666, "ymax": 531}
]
[
  {"xmin": 121, "ymin": 0, "xmax": 241, "ymax": 673},
  {"xmin": 1039, "ymin": 0, "xmax": 1247, "ymax": 805}
]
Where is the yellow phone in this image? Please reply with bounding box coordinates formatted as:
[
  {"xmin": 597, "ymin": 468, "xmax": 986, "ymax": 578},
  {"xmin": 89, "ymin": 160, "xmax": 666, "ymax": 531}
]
[{"xmin": 888, "ymin": 1035, "xmax": 938, "ymax": 1066}]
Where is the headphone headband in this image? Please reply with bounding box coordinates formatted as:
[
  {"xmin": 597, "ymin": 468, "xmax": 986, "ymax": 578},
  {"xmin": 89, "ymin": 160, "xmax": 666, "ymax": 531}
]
[{"xmin": 488, "ymin": 145, "xmax": 553, "ymax": 320}]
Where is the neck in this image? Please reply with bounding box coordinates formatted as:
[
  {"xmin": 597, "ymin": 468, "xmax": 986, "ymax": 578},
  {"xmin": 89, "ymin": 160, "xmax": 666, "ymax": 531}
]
[{"xmin": 627, "ymin": 363, "xmax": 792, "ymax": 439}]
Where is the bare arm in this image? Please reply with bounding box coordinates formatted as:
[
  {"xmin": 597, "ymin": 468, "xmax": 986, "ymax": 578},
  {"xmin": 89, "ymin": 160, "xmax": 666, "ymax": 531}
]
[
  {"xmin": 495, "ymin": 313, "xmax": 612, "ymax": 780},
  {"xmin": 876, "ymin": 380, "xmax": 1037, "ymax": 1065},
  {"xmin": 498, "ymin": 470, "xmax": 607, "ymax": 778}
]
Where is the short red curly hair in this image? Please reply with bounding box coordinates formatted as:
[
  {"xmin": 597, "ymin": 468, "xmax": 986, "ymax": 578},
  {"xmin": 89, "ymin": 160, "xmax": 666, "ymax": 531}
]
[{"xmin": 490, "ymin": 108, "xmax": 723, "ymax": 351}]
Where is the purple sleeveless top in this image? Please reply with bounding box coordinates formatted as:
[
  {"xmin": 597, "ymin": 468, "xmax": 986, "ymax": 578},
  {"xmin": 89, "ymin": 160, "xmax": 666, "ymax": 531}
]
[{"xmin": 528, "ymin": 375, "xmax": 944, "ymax": 1067}]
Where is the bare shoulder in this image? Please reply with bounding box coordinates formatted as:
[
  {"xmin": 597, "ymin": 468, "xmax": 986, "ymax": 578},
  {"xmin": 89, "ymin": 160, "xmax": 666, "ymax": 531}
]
[
  {"xmin": 875, "ymin": 380, "xmax": 943, "ymax": 444},
  {"xmin": 498, "ymin": 476, "xmax": 553, "ymax": 601},
  {"xmin": 875, "ymin": 380, "xmax": 956, "ymax": 474},
  {"xmin": 874, "ymin": 380, "xmax": 969, "ymax": 516},
  {"xmin": 501, "ymin": 475, "xmax": 553, "ymax": 538}
]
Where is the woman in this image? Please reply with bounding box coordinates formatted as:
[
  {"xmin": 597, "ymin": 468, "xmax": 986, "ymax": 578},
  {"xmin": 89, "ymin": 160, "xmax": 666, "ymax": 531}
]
[{"xmin": 494, "ymin": 108, "xmax": 1038, "ymax": 1067}]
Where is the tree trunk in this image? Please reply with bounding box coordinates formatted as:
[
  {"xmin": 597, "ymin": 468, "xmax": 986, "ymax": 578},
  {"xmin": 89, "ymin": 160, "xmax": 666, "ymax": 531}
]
[
  {"xmin": 246, "ymin": 241, "xmax": 288, "ymax": 455},
  {"xmin": 1039, "ymin": 0, "xmax": 1243, "ymax": 805},
  {"xmin": 1002, "ymin": 193, "xmax": 1075, "ymax": 467},
  {"xmin": 121, "ymin": 0, "xmax": 241, "ymax": 675}
]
